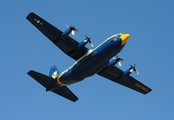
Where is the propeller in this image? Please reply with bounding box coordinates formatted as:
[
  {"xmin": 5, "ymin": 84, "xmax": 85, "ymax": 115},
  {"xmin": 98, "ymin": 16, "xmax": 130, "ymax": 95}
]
[
  {"xmin": 84, "ymin": 35, "xmax": 94, "ymax": 47},
  {"xmin": 129, "ymin": 64, "xmax": 139, "ymax": 75},
  {"xmin": 66, "ymin": 25, "xmax": 78, "ymax": 36},
  {"xmin": 117, "ymin": 56, "xmax": 124, "ymax": 66},
  {"xmin": 113, "ymin": 56, "xmax": 123, "ymax": 66}
]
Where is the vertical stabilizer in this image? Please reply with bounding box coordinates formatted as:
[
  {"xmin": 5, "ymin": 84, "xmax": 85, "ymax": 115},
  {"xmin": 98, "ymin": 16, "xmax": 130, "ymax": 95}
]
[{"xmin": 49, "ymin": 65, "xmax": 60, "ymax": 79}]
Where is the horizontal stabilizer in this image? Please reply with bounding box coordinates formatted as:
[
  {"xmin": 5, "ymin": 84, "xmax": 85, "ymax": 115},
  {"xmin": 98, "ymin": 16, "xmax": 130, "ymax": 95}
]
[
  {"xmin": 52, "ymin": 87, "xmax": 78, "ymax": 102},
  {"xmin": 28, "ymin": 70, "xmax": 55, "ymax": 90},
  {"xmin": 27, "ymin": 70, "xmax": 78, "ymax": 102}
]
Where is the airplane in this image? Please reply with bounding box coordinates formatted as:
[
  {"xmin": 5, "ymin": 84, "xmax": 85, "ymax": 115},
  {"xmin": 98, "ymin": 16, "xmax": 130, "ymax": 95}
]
[{"xmin": 26, "ymin": 12, "xmax": 152, "ymax": 102}]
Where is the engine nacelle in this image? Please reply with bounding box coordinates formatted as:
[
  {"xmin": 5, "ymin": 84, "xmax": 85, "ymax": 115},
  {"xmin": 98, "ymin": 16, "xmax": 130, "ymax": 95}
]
[
  {"xmin": 77, "ymin": 41, "xmax": 88, "ymax": 49},
  {"xmin": 120, "ymin": 68, "xmax": 132, "ymax": 78},
  {"xmin": 107, "ymin": 59, "xmax": 118, "ymax": 67},
  {"xmin": 106, "ymin": 56, "xmax": 123, "ymax": 68},
  {"xmin": 61, "ymin": 27, "xmax": 72, "ymax": 39},
  {"xmin": 119, "ymin": 64, "xmax": 139, "ymax": 79},
  {"xmin": 60, "ymin": 26, "xmax": 78, "ymax": 39}
]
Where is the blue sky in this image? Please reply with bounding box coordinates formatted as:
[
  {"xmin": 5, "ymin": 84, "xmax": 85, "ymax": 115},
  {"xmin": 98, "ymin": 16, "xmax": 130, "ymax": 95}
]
[{"xmin": 1, "ymin": 0, "xmax": 174, "ymax": 119}]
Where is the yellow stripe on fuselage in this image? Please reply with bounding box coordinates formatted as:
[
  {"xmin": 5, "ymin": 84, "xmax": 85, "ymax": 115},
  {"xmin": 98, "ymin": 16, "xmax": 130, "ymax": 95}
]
[
  {"xmin": 56, "ymin": 73, "xmax": 67, "ymax": 86},
  {"xmin": 92, "ymin": 34, "xmax": 117, "ymax": 51},
  {"xmin": 74, "ymin": 34, "xmax": 120, "ymax": 64},
  {"xmin": 56, "ymin": 33, "xmax": 126, "ymax": 86}
]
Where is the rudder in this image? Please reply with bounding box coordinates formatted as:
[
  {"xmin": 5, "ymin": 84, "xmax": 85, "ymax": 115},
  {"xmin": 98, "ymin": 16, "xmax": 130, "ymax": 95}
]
[{"xmin": 49, "ymin": 65, "xmax": 60, "ymax": 79}]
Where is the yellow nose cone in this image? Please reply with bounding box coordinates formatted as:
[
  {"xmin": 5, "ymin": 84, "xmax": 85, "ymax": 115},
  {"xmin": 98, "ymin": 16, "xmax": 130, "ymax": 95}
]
[{"xmin": 121, "ymin": 34, "xmax": 130, "ymax": 45}]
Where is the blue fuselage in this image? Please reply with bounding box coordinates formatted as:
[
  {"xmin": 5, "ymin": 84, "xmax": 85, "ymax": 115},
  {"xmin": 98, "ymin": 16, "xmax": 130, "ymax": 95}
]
[{"xmin": 58, "ymin": 34, "xmax": 125, "ymax": 85}]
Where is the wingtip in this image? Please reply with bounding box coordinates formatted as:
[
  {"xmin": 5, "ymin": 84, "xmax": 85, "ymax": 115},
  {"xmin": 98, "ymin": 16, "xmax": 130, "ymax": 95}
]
[
  {"xmin": 73, "ymin": 98, "xmax": 79, "ymax": 102},
  {"xmin": 28, "ymin": 12, "xmax": 35, "ymax": 15},
  {"xmin": 27, "ymin": 70, "xmax": 34, "ymax": 75},
  {"xmin": 143, "ymin": 88, "xmax": 152, "ymax": 95},
  {"xmin": 26, "ymin": 12, "xmax": 36, "ymax": 19}
]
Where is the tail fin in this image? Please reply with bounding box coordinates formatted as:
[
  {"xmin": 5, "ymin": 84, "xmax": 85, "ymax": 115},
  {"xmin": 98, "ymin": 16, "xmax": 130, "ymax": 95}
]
[
  {"xmin": 49, "ymin": 65, "xmax": 60, "ymax": 79},
  {"xmin": 28, "ymin": 70, "xmax": 78, "ymax": 102}
]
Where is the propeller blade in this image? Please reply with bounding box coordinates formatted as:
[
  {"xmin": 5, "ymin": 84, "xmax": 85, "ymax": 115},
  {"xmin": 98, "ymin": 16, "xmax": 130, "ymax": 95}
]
[
  {"xmin": 129, "ymin": 64, "xmax": 139, "ymax": 75},
  {"xmin": 130, "ymin": 68, "xmax": 133, "ymax": 73},
  {"xmin": 66, "ymin": 24, "xmax": 69, "ymax": 28},
  {"xmin": 84, "ymin": 35, "xmax": 94, "ymax": 47},
  {"xmin": 136, "ymin": 71, "xmax": 139, "ymax": 75},
  {"xmin": 84, "ymin": 39, "xmax": 88, "ymax": 43},
  {"xmin": 115, "ymin": 56, "xmax": 123, "ymax": 67},
  {"xmin": 118, "ymin": 61, "xmax": 122, "ymax": 67},
  {"xmin": 70, "ymin": 26, "xmax": 78, "ymax": 32},
  {"xmin": 74, "ymin": 28, "xmax": 78, "ymax": 32},
  {"xmin": 90, "ymin": 43, "xmax": 94, "ymax": 47},
  {"xmin": 66, "ymin": 25, "xmax": 78, "ymax": 36},
  {"xmin": 71, "ymin": 30, "xmax": 75, "ymax": 36}
]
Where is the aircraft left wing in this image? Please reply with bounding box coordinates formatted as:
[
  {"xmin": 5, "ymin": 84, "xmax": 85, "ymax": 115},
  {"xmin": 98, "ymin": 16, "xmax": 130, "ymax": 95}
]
[
  {"xmin": 26, "ymin": 12, "xmax": 89, "ymax": 60},
  {"xmin": 97, "ymin": 66, "xmax": 152, "ymax": 94}
]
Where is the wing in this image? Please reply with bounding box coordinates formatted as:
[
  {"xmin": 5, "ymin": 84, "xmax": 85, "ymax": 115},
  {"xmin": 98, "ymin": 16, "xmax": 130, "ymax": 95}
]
[
  {"xmin": 97, "ymin": 66, "xmax": 152, "ymax": 94},
  {"xmin": 26, "ymin": 12, "xmax": 88, "ymax": 60},
  {"xmin": 28, "ymin": 70, "xmax": 78, "ymax": 102}
]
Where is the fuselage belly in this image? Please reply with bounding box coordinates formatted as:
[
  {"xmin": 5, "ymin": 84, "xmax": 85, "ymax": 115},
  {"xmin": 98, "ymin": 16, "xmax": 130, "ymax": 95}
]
[{"xmin": 59, "ymin": 36, "xmax": 124, "ymax": 85}]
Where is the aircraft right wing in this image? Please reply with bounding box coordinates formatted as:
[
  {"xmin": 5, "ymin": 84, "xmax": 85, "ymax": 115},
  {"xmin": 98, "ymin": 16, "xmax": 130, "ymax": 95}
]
[
  {"xmin": 98, "ymin": 66, "xmax": 152, "ymax": 94},
  {"xmin": 26, "ymin": 12, "xmax": 89, "ymax": 60}
]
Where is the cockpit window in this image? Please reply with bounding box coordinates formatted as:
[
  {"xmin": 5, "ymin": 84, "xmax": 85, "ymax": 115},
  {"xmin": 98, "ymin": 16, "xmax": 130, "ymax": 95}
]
[
  {"xmin": 116, "ymin": 33, "xmax": 122, "ymax": 37},
  {"xmin": 113, "ymin": 37, "xmax": 117, "ymax": 41},
  {"xmin": 117, "ymin": 35, "xmax": 121, "ymax": 37},
  {"xmin": 111, "ymin": 37, "xmax": 117, "ymax": 42}
]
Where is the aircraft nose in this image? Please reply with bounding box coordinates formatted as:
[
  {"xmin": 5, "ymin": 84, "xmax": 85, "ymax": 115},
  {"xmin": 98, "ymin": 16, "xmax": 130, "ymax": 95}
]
[{"xmin": 121, "ymin": 34, "xmax": 130, "ymax": 45}]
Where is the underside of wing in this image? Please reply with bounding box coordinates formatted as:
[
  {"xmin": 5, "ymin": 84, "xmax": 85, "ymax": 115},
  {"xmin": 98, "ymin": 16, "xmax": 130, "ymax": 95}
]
[
  {"xmin": 98, "ymin": 66, "xmax": 152, "ymax": 94},
  {"xmin": 26, "ymin": 12, "xmax": 88, "ymax": 60}
]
